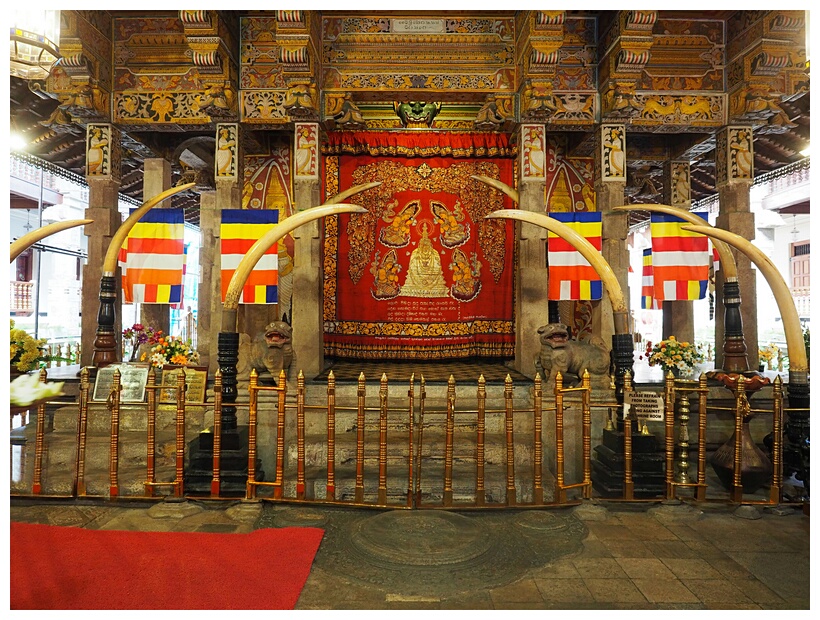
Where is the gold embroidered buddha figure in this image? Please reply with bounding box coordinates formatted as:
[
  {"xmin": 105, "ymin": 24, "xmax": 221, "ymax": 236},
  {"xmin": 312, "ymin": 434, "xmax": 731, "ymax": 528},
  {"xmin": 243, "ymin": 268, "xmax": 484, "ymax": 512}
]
[{"xmin": 399, "ymin": 223, "xmax": 449, "ymax": 298}]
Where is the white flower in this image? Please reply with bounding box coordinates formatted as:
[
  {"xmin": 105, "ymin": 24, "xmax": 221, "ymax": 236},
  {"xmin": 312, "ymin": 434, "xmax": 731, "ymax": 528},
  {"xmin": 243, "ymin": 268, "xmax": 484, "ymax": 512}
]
[{"xmin": 10, "ymin": 373, "xmax": 64, "ymax": 407}]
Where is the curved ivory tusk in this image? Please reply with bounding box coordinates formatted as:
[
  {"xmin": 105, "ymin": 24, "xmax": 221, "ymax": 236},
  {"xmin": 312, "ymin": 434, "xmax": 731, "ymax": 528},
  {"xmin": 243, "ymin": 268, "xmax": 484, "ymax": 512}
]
[
  {"xmin": 486, "ymin": 209, "xmax": 628, "ymax": 332},
  {"xmin": 102, "ymin": 183, "xmax": 196, "ymax": 274},
  {"xmin": 223, "ymin": 203, "xmax": 367, "ymax": 321},
  {"xmin": 613, "ymin": 203, "xmax": 737, "ymax": 279},
  {"xmin": 471, "ymin": 175, "xmax": 520, "ymax": 204},
  {"xmin": 10, "ymin": 219, "xmax": 94, "ymax": 262},
  {"xmin": 683, "ymin": 225, "xmax": 807, "ymax": 374},
  {"xmin": 325, "ymin": 181, "xmax": 382, "ymax": 204}
]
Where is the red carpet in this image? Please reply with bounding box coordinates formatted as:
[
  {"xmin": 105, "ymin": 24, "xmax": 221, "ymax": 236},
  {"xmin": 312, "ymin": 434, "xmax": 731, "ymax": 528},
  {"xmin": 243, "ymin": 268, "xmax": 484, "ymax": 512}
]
[{"xmin": 10, "ymin": 521, "xmax": 325, "ymax": 610}]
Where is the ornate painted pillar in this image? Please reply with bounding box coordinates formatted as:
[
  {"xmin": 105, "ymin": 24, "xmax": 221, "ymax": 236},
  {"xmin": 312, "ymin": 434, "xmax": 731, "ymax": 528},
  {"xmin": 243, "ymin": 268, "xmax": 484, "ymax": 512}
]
[
  {"xmin": 197, "ymin": 189, "xmax": 218, "ymax": 372},
  {"xmin": 83, "ymin": 123, "xmax": 122, "ymax": 368},
  {"xmin": 714, "ymin": 126, "xmax": 758, "ymax": 370},
  {"xmin": 138, "ymin": 158, "xmax": 173, "ymax": 339},
  {"xmin": 660, "ymin": 160, "xmax": 695, "ymax": 344},
  {"xmin": 515, "ymin": 123, "xmax": 550, "ymax": 379},
  {"xmin": 291, "ymin": 121, "xmax": 324, "ymax": 378},
  {"xmin": 214, "ymin": 122, "xmax": 243, "ymax": 433},
  {"xmin": 594, "ymin": 124, "xmax": 629, "ymax": 357}
]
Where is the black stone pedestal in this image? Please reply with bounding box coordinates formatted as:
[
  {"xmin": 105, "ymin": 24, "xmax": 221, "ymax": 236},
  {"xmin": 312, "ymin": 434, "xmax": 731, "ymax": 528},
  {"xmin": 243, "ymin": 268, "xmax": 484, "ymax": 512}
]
[
  {"xmin": 183, "ymin": 426, "xmax": 264, "ymax": 496},
  {"xmin": 591, "ymin": 427, "xmax": 666, "ymax": 498}
]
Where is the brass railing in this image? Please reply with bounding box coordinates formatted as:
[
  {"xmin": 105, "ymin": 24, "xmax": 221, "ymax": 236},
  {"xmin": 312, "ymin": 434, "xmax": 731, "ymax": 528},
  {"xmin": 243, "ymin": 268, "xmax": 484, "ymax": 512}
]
[{"xmin": 11, "ymin": 366, "xmax": 793, "ymax": 510}]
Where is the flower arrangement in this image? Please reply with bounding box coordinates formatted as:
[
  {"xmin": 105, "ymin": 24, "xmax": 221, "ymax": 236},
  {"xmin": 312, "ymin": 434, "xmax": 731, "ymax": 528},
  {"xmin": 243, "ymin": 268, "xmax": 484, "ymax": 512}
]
[
  {"xmin": 645, "ymin": 336, "xmax": 704, "ymax": 377},
  {"xmin": 122, "ymin": 323, "xmax": 162, "ymax": 362},
  {"xmin": 142, "ymin": 335, "xmax": 200, "ymax": 368},
  {"xmin": 759, "ymin": 343, "xmax": 780, "ymax": 370},
  {"xmin": 10, "ymin": 320, "xmax": 71, "ymax": 373}
]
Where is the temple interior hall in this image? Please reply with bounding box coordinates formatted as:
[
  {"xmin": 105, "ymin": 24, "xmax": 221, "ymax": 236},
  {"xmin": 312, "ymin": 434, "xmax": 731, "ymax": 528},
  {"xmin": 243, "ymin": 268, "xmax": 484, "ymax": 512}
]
[{"xmin": 7, "ymin": 9, "xmax": 812, "ymax": 611}]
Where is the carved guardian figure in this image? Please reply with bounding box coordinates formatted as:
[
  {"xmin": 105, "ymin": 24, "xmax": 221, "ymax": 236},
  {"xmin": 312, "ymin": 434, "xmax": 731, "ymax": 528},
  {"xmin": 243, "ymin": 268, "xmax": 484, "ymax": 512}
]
[
  {"xmin": 535, "ymin": 323, "xmax": 611, "ymax": 385},
  {"xmin": 237, "ymin": 321, "xmax": 294, "ymax": 383}
]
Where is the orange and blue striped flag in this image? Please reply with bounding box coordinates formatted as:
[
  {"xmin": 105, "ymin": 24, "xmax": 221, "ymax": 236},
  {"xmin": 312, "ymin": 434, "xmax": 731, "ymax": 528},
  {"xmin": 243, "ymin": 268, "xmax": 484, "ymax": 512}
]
[
  {"xmin": 650, "ymin": 212, "xmax": 709, "ymax": 302},
  {"xmin": 120, "ymin": 209, "xmax": 185, "ymax": 304},
  {"xmin": 641, "ymin": 248, "xmax": 661, "ymax": 309},
  {"xmin": 547, "ymin": 212, "xmax": 603, "ymax": 300},
  {"xmin": 220, "ymin": 210, "xmax": 279, "ymax": 304}
]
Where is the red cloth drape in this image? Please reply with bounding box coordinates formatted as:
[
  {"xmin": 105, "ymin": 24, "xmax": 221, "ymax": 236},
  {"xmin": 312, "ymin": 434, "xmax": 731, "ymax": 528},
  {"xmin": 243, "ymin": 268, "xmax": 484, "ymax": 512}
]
[{"xmin": 323, "ymin": 131, "xmax": 516, "ymax": 159}]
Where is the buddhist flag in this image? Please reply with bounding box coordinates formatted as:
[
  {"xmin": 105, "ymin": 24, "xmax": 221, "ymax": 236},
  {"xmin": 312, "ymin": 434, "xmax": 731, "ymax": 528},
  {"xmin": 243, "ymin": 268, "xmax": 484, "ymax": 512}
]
[
  {"xmin": 547, "ymin": 212, "xmax": 603, "ymax": 300},
  {"xmin": 172, "ymin": 243, "xmax": 189, "ymax": 310},
  {"xmin": 650, "ymin": 212, "xmax": 709, "ymax": 302},
  {"xmin": 120, "ymin": 209, "xmax": 185, "ymax": 304},
  {"xmin": 641, "ymin": 248, "xmax": 661, "ymax": 310},
  {"xmin": 220, "ymin": 210, "xmax": 279, "ymax": 304}
]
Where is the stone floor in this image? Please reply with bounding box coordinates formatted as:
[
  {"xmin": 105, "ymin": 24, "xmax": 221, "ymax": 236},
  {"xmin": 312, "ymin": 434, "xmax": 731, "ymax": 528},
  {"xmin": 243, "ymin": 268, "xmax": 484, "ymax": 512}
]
[{"xmin": 9, "ymin": 497, "xmax": 811, "ymax": 610}]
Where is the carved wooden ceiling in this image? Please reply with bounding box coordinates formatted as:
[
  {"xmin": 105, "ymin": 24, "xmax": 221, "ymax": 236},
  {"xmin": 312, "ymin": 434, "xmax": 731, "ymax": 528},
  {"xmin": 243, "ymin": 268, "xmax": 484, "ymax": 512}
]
[{"xmin": 8, "ymin": 10, "xmax": 810, "ymax": 227}]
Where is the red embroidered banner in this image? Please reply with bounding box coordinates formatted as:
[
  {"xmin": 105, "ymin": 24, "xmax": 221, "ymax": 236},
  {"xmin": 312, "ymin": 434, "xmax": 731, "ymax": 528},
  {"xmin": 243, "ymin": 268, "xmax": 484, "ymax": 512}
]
[{"xmin": 323, "ymin": 150, "xmax": 516, "ymax": 360}]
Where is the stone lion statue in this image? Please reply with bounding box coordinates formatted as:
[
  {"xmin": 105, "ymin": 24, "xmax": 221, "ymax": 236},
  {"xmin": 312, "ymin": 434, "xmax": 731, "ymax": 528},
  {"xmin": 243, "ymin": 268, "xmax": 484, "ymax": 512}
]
[
  {"xmin": 237, "ymin": 321, "xmax": 294, "ymax": 384},
  {"xmin": 535, "ymin": 323, "xmax": 611, "ymax": 386}
]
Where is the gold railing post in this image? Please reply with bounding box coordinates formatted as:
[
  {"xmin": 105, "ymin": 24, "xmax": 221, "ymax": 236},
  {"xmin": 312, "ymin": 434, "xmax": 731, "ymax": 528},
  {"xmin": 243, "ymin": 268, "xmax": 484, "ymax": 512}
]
[
  {"xmin": 144, "ymin": 368, "xmax": 157, "ymax": 497},
  {"xmin": 174, "ymin": 369, "xmax": 186, "ymax": 498},
  {"xmin": 555, "ymin": 371, "xmax": 566, "ymax": 504},
  {"xmin": 581, "ymin": 370, "xmax": 592, "ymax": 499},
  {"xmin": 663, "ymin": 371, "xmax": 676, "ymax": 498},
  {"xmin": 108, "ymin": 369, "xmax": 122, "ymax": 498},
  {"xmin": 377, "ymin": 373, "xmax": 388, "ymax": 505},
  {"xmin": 274, "ymin": 369, "xmax": 287, "ymax": 499},
  {"xmin": 476, "ymin": 374, "xmax": 486, "ymax": 506},
  {"xmin": 211, "ymin": 370, "xmax": 223, "ymax": 498},
  {"xmin": 31, "ymin": 368, "xmax": 49, "ymax": 495},
  {"xmin": 355, "ymin": 372, "xmax": 366, "ymax": 503},
  {"xmin": 73, "ymin": 367, "xmax": 91, "ymax": 497},
  {"xmin": 415, "ymin": 376, "xmax": 426, "ymax": 505},
  {"xmin": 696, "ymin": 373, "xmax": 709, "ymax": 501},
  {"xmin": 770, "ymin": 376, "xmax": 784, "ymax": 504},
  {"xmin": 407, "ymin": 373, "xmax": 415, "ymax": 507},
  {"xmin": 443, "ymin": 375, "xmax": 456, "ymax": 507},
  {"xmin": 731, "ymin": 375, "xmax": 747, "ymax": 503},
  {"xmin": 533, "ymin": 372, "xmax": 544, "ymax": 504},
  {"xmin": 622, "ymin": 370, "xmax": 634, "ymax": 500},
  {"xmin": 296, "ymin": 370, "xmax": 306, "ymax": 500},
  {"xmin": 247, "ymin": 369, "xmax": 259, "ymax": 500},
  {"xmin": 327, "ymin": 370, "xmax": 337, "ymax": 501},
  {"xmin": 504, "ymin": 374, "xmax": 516, "ymax": 505}
]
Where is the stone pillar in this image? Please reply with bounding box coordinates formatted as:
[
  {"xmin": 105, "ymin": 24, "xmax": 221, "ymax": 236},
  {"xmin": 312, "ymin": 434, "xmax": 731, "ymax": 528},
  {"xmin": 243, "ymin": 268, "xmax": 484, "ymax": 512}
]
[
  {"xmin": 594, "ymin": 124, "xmax": 629, "ymax": 349},
  {"xmin": 515, "ymin": 124, "xmax": 550, "ymax": 379},
  {"xmin": 82, "ymin": 123, "xmax": 122, "ymax": 368},
  {"xmin": 138, "ymin": 158, "xmax": 173, "ymax": 339},
  {"xmin": 291, "ymin": 122, "xmax": 324, "ymax": 378},
  {"xmin": 660, "ymin": 160, "xmax": 695, "ymax": 344},
  {"xmin": 197, "ymin": 190, "xmax": 218, "ymax": 372},
  {"xmin": 714, "ymin": 126, "xmax": 758, "ymax": 369}
]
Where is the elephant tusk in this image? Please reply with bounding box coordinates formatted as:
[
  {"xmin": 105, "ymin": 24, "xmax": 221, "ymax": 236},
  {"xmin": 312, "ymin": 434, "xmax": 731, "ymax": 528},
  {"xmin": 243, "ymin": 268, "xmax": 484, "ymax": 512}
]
[
  {"xmin": 471, "ymin": 175, "xmax": 520, "ymax": 204},
  {"xmin": 324, "ymin": 181, "xmax": 382, "ymax": 205},
  {"xmin": 10, "ymin": 219, "xmax": 93, "ymax": 262}
]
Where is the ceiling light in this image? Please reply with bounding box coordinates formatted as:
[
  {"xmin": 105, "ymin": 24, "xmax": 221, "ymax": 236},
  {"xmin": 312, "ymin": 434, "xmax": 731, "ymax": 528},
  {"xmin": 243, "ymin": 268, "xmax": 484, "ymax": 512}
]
[{"xmin": 10, "ymin": 10, "xmax": 61, "ymax": 80}]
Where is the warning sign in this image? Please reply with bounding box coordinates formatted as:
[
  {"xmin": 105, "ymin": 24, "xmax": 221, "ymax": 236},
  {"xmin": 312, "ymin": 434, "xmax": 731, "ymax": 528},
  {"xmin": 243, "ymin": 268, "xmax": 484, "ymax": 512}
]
[{"xmin": 623, "ymin": 391, "xmax": 664, "ymax": 421}]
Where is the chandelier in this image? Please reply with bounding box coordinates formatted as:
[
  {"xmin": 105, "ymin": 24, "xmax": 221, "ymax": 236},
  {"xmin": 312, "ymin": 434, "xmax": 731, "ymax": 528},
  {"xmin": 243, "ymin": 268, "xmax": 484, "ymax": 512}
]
[{"xmin": 9, "ymin": 10, "xmax": 61, "ymax": 80}]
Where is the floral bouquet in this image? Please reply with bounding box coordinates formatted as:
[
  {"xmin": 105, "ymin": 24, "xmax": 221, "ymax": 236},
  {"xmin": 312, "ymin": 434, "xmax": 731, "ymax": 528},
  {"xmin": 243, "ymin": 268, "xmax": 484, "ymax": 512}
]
[
  {"xmin": 645, "ymin": 336, "xmax": 704, "ymax": 377},
  {"xmin": 142, "ymin": 335, "xmax": 200, "ymax": 368},
  {"xmin": 122, "ymin": 323, "xmax": 162, "ymax": 362},
  {"xmin": 759, "ymin": 343, "xmax": 780, "ymax": 370},
  {"xmin": 10, "ymin": 320, "xmax": 72, "ymax": 373}
]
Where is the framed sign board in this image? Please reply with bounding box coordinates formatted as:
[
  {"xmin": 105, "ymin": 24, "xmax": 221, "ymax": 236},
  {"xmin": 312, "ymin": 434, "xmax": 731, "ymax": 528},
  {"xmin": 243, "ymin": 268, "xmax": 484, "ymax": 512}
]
[
  {"xmin": 92, "ymin": 364, "xmax": 149, "ymax": 403},
  {"xmin": 159, "ymin": 366, "xmax": 208, "ymax": 404}
]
